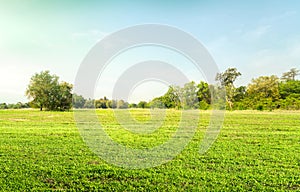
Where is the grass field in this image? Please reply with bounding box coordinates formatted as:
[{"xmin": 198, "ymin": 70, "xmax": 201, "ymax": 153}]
[{"xmin": 0, "ymin": 109, "xmax": 299, "ymax": 191}]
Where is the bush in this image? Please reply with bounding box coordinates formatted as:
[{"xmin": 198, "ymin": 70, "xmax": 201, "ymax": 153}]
[
  {"xmin": 0, "ymin": 103, "xmax": 8, "ymax": 109},
  {"xmin": 199, "ymin": 100, "xmax": 210, "ymax": 110}
]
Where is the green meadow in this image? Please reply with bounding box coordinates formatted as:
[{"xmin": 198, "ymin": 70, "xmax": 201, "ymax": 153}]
[{"xmin": 0, "ymin": 109, "xmax": 299, "ymax": 191}]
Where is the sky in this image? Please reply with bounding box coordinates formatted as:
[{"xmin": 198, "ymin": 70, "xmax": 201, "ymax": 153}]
[{"xmin": 0, "ymin": 0, "xmax": 300, "ymax": 103}]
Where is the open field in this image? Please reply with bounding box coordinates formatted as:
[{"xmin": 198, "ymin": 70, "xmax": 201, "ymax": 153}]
[{"xmin": 0, "ymin": 109, "xmax": 299, "ymax": 191}]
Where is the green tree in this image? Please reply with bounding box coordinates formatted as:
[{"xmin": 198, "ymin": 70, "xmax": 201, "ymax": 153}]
[
  {"xmin": 117, "ymin": 99, "xmax": 129, "ymax": 109},
  {"xmin": 137, "ymin": 101, "xmax": 148, "ymax": 108},
  {"xmin": 83, "ymin": 99, "xmax": 95, "ymax": 108},
  {"xmin": 281, "ymin": 68, "xmax": 300, "ymax": 81},
  {"xmin": 161, "ymin": 86, "xmax": 181, "ymax": 108},
  {"xmin": 26, "ymin": 71, "xmax": 73, "ymax": 111},
  {"xmin": 279, "ymin": 80, "xmax": 300, "ymax": 99},
  {"xmin": 216, "ymin": 68, "xmax": 241, "ymax": 87},
  {"xmin": 279, "ymin": 80, "xmax": 300, "ymax": 109},
  {"xmin": 280, "ymin": 94, "xmax": 300, "ymax": 110},
  {"xmin": 247, "ymin": 75, "xmax": 280, "ymax": 100},
  {"xmin": 233, "ymin": 86, "xmax": 246, "ymax": 102},
  {"xmin": 128, "ymin": 103, "xmax": 137, "ymax": 108},
  {"xmin": 246, "ymin": 75, "xmax": 280, "ymax": 110},
  {"xmin": 26, "ymin": 71, "xmax": 59, "ymax": 111},
  {"xmin": 72, "ymin": 94, "xmax": 86, "ymax": 108},
  {"xmin": 106, "ymin": 100, "xmax": 117, "ymax": 108},
  {"xmin": 0, "ymin": 103, "xmax": 8, "ymax": 109},
  {"xmin": 149, "ymin": 97, "xmax": 165, "ymax": 108},
  {"xmin": 56, "ymin": 82, "xmax": 73, "ymax": 111},
  {"xmin": 197, "ymin": 81, "xmax": 211, "ymax": 105},
  {"xmin": 181, "ymin": 81, "xmax": 199, "ymax": 109},
  {"xmin": 95, "ymin": 97, "xmax": 109, "ymax": 109},
  {"xmin": 216, "ymin": 68, "xmax": 241, "ymax": 109}
]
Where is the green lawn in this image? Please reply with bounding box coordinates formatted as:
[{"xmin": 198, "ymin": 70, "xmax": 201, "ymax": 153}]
[{"xmin": 0, "ymin": 109, "xmax": 299, "ymax": 191}]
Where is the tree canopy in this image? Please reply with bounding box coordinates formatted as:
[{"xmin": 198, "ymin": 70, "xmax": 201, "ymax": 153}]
[
  {"xmin": 216, "ymin": 68, "xmax": 241, "ymax": 109},
  {"xmin": 281, "ymin": 68, "xmax": 300, "ymax": 81},
  {"xmin": 26, "ymin": 71, "xmax": 73, "ymax": 111}
]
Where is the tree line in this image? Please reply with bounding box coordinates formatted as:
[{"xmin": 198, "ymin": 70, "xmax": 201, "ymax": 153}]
[
  {"xmin": 0, "ymin": 68, "xmax": 299, "ymax": 111},
  {"xmin": 145, "ymin": 67, "xmax": 300, "ymax": 111}
]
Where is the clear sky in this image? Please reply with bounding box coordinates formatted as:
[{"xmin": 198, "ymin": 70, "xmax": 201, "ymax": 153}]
[{"xmin": 1, "ymin": 1, "xmax": 300, "ymax": 103}]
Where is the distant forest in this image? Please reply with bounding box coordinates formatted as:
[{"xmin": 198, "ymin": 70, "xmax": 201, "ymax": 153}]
[{"xmin": 1, "ymin": 68, "xmax": 299, "ymax": 111}]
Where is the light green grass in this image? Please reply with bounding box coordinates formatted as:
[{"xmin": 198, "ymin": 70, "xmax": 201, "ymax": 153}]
[{"xmin": 0, "ymin": 109, "xmax": 299, "ymax": 191}]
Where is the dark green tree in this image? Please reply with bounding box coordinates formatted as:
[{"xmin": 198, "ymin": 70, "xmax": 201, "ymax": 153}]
[
  {"xmin": 95, "ymin": 97, "xmax": 109, "ymax": 109},
  {"xmin": 279, "ymin": 80, "xmax": 300, "ymax": 109},
  {"xmin": 128, "ymin": 103, "xmax": 137, "ymax": 108},
  {"xmin": 0, "ymin": 103, "xmax": 8, "ymax": 109},
  {"xmin": 162, "ymin": 86, "xmax": 181, "ymax": 108},
  {"xmin": 197, "ymin": 81, "xmax": 211, "ymax": 104},
  {"xmin": 137, "ymin": 101, "xmax": 148, "ymax": 108},
  {"xmin": 233, "ymin": 86, "xmax": 246, "ymax": 102},
  {"xmin": 279, "ymin": 80, "xmax": 300, "ymax": 99}
]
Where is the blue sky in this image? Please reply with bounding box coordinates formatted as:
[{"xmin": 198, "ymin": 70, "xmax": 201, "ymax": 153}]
[{"xmin": 0, "ymin": 1, "xmax": 300, "ymax": 103}]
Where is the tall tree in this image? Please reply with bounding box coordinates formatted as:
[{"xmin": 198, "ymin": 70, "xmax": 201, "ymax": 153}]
[
  {"xmin": 56, "ymin": 82, "xmax": 73, "ymax": 111},
  {"xmin": 162, "ymin": 86, "xmax": 181, "ymax": 109},
  {"xmin": 181, "ymin": 81, "xmax": 199, "ymax": 109},
  {"xmin": 197, "ymin": 81, "xmax": 211, "ymax": 104},
  {"xmin": 26, "ymin": 71, "xmax": 59, "ymax": 111},
  {"xmin": 216, "ymin": 68, "xmax": 241, "ymax": 87},
  {"xmin": 215, "ymin": 68, "xmax": 241, "ymax": 109},
  {"xmin": 26, "ymin": 71, "xmax": 73, "ymax": 111},
  {"xmin": 72, "ymin": 94, "xmax": 86, "ymax": 108},
  {"xmin": 281, "ymin": 68, "xmax": 300, "ymax": 81}
]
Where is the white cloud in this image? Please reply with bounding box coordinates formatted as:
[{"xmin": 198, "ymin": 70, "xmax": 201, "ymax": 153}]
[
  {"xmin": 261, "ymin": 10, "xmax": 297, "ymax": 24},
  {"xmin": 246, "ymin": 40, "xmax": 300, "ymax": 80},
  {"xmin": 243, "ymin": 25, "xmax": 271, "ymax": 40},
  {"xmin": 205, "ymin": 29, "xmax": 300, "ymax": 87}
]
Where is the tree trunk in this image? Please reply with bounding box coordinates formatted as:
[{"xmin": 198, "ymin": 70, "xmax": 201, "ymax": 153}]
[{"xmin": 40, "ymin": 106, "xmax": 42, "ymax": 111}]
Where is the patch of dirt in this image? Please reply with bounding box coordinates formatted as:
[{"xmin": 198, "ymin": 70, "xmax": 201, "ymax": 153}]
[
  {"xmin": 44, "ymin": 178, "xmax": 55, "ymax": 185},
  {"xmin": 87, "ymin": 160, "xmax": 100, "ymax": 165},
  {"xmin": 9, "ymin": 118, "xmax": 28, "ymax": 122}
]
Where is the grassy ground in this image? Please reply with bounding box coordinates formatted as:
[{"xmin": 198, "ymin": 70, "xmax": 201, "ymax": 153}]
[{"xmin": 0, "ymin": 109, "xmax": 299, "ymax": 191}]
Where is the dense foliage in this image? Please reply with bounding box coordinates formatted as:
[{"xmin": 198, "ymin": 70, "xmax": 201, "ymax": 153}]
[
  {"xmin": 146, "ymin": 68, "xmax": 300, "ymax": 111},
  {"xmin": 1, "ymin": 68, "xmax": 299, "ymax": 111},
  {"xmin": 25, "ymin": 71, "xmax": 73, "ymax": 111}
]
